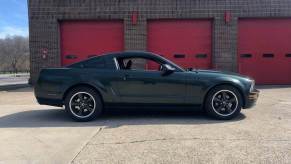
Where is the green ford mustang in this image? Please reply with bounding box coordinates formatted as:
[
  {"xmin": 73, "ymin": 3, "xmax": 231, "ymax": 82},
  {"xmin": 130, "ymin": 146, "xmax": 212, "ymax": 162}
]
[{"xmin": 35, "ymin": 51, "xmax": 259, "ymax": 121}]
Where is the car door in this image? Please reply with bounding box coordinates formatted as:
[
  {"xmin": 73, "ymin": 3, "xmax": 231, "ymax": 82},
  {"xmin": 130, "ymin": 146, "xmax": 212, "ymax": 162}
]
[{"xmin": 116, "ymin": 57, "xmax": 187, "ymax": 104}]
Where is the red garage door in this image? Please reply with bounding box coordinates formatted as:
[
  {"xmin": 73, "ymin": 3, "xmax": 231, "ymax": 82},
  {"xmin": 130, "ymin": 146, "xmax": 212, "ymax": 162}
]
[
  {"xmin": 238, "ymin": 19, "xmax": 291, "ymax": 84},
  {"xmin": 147, "ymin": 20, "xmax": 212, "ymax": 69},
  {"xmin": 61, "ymin": 21, "xmax": 124, "ymax": 66}
]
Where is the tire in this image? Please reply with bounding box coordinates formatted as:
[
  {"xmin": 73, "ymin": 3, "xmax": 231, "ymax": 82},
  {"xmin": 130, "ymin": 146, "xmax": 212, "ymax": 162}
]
[
  {"xmin": 64, "ymin": 86, "xmax": 102, "ymax": 122},
  {"xmin": 204, "ymin": 85, "xmax": 242, "ymax": 120}
]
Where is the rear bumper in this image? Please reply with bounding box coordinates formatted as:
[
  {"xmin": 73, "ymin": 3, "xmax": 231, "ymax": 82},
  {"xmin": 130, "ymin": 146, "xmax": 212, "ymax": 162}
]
[
  {"xmin": 244, "ymin": 89, "xmax": 259, "ymax": 109},
  {"xmin": 36, "ymin": 97, "xmax": 63, "ymax": 107},
  {"xmin": 35, "ymin": 86, "xmax": 63, "ymax": 107}
]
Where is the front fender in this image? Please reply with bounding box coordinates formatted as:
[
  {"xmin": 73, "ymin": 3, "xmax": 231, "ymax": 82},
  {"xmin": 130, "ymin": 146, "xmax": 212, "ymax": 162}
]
[{"xmin": 204, "ymin": 77, "xmax": 249, "ymax": 106}]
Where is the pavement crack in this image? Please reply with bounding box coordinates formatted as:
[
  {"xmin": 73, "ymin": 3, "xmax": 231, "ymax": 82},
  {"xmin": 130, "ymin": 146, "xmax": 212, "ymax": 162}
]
[
  {"xmin": 91, "ymin": 137, "xmax": 291, "ymax": 145},
  {"xmin": 33, "ymin": 136, "xmax": 50, "ymax": 147},
  {"xmin": 70, "ymin": 127, "xmax": 103, "ymax": 164}
]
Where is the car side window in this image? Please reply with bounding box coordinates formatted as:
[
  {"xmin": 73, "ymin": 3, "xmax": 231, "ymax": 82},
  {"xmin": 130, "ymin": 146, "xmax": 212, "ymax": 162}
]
[
  {"xmin": 83, "ymin": 58, "xmax": 106, "ymax": 69},
  {"xmin": 118, "ymin": 57, "xmax": 163, "ymax": 72}
]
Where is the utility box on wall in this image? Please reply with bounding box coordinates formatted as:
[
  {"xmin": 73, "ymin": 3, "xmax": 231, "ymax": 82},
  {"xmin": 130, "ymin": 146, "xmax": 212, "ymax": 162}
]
[{"xmin": 29, "ymin": 0, "xmax": 291, "ymax": 84}]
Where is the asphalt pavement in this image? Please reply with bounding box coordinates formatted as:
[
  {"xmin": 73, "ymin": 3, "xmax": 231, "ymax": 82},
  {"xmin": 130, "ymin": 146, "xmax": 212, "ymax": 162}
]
[{"xmin": 0, "ymin": 73, "xmax": 29, "ymax": 91}]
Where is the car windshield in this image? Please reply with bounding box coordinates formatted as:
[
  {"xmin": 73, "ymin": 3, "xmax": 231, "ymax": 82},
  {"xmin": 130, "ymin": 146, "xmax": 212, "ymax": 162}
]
[{"xmin": 156, "ymin": 54, "xmax": 185, "ymax": 72}]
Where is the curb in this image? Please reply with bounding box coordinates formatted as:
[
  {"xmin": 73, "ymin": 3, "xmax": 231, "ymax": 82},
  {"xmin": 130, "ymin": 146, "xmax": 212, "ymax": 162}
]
[{"xmin": 0, "ymin": 84, "xmax": 31, "ymax": 91}]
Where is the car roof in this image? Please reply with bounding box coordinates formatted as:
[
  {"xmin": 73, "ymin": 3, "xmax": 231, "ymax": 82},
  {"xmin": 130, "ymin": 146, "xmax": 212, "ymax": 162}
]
[
  {"xmin": 71, "ymin": 51, "xmax": 160, "ymax": 65},
  {"xmin": 103, "ymin": 51, "xmax": 160, "ymax": 59},
  {"xmin": 69, "ymin": 51, "xmax": 185, "ymax": 71}
]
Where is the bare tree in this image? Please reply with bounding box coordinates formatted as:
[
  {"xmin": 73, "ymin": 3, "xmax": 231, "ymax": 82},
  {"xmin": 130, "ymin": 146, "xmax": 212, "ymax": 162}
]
[{"xmin": 0, "ymin": 36, "xmax": 29, "ymax": 73}]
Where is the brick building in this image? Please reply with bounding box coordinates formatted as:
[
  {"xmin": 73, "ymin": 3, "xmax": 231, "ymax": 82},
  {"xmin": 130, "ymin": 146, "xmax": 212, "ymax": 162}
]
[{"xmin": 29, "ymin": 0, "xmax": 291, "ymax": 84}]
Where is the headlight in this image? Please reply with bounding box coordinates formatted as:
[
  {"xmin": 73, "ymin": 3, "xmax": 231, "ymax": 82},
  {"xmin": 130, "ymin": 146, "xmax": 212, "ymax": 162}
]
[{"xmin": 249, "ymin": 80, "xmax": 255, "ymax": 92}]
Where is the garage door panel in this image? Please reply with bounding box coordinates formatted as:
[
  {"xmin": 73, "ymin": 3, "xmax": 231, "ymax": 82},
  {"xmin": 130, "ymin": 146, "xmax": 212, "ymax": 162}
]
[
  {"xmin": 61, "ymin": 21, "xmax": 124, "ymax": 66},
  {"xmin": 147, "ymin": 20, "xmax": 212, "ymax": 69},
  {"xmin": 238, "ymin": 19, "xmax": 291, "ymax": 84}
]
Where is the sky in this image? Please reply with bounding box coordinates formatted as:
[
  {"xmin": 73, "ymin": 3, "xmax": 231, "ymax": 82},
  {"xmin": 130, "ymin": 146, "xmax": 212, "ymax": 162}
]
[{"xmin": 0, "ymin": 0, "xmax": 28, "ymax": 38}]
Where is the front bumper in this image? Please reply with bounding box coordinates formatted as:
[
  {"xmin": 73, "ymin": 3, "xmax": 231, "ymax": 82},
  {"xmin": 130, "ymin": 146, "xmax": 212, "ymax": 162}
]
[{"xmin": 244, "ymin": 89, "xmax": 259, "ymax": 109}]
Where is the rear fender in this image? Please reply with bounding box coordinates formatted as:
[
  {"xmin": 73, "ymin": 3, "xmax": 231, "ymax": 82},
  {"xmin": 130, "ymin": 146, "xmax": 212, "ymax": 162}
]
[{"xmin": 62, "ymin": 81, "xmax": 107, "ymax": 100}]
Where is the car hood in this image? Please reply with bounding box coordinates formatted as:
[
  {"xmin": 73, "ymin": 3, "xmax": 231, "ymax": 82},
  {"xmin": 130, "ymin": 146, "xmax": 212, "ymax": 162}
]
[{"xmin": 190, "ymin": 69, "xmax": 253, "ymax": 81}]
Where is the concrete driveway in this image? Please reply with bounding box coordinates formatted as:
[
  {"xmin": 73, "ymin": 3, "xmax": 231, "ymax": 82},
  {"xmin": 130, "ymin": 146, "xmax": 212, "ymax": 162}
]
[{"xmin": 0, "ymin": 86, "xmax": 290, "ymax": 163}]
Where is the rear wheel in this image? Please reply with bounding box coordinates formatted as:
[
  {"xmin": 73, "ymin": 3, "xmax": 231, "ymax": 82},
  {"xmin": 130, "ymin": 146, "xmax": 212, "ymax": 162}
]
[
  {"xmin": 64, "ymin": 87, "xmax": 102, "ymax": 122},
  {"xmin": 205, "ymin": 85, "xmax": 242, "ymax": 120}
]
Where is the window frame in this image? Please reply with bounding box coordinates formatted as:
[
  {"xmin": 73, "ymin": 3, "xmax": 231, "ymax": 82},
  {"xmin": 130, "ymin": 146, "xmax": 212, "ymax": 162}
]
[{"xmin": 114, "ymin": 56, "xmax": 164, "ymax": 72}]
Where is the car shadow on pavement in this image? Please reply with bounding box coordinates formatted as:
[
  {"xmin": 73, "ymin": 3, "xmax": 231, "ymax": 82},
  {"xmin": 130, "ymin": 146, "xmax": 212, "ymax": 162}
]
[
  {"xmin": 102, "ymin": 109, "xmax": 246, "ymax": 129},
  {"xmin": 0, "ymin": 108, "xmax": 246, "ymax": 129}
]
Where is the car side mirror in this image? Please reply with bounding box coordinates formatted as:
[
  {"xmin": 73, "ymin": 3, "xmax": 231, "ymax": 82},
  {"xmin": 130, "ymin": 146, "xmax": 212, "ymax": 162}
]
[{"xmin": 161, "ymin": 64, "xmax": 175, "ymax": 76}]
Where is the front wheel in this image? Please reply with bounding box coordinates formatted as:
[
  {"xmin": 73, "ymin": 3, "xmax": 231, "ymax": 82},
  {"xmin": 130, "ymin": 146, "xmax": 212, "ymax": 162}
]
[
  {"xmin": 205, "ymin": 85, "xmax": 242, "ymax": 120},
  {"xmin": 64, "ymin": 87, "xmax": 102, "ymax": 122}
]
